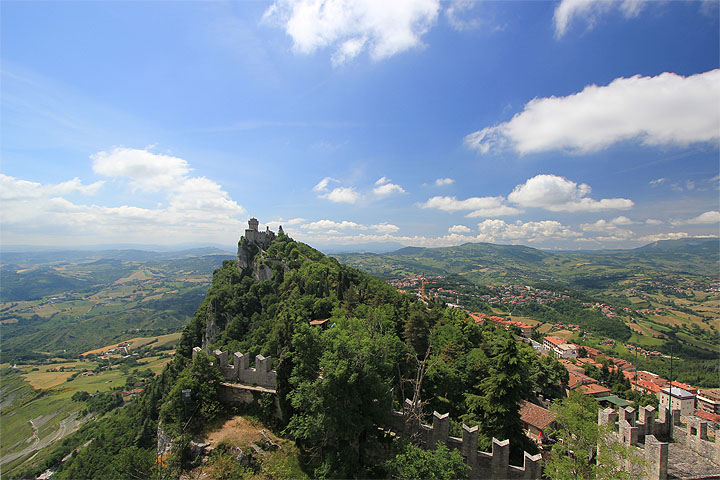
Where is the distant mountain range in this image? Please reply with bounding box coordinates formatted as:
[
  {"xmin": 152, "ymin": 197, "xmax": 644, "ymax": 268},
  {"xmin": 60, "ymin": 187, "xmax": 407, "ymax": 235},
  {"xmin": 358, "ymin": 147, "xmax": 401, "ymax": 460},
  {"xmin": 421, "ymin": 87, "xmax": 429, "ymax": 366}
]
[
  {"xmin": 0, "ymin": 247, "xmax": 235, "ymax": 266},
  {"xmin": 334, "ymin": 237, "xmax": 719, "ymax": 288}
]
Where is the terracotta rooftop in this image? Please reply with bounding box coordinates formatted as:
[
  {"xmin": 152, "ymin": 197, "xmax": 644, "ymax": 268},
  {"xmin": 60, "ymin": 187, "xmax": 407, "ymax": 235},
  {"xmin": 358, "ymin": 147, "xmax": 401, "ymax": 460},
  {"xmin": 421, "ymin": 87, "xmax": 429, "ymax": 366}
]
[
  {"xmin": 695, "ymin": 410, "xmax": 720, "ymax": 423},
  {"xmin": 544, "ymin": 336, "xmax": 568, "ymax": 347},
  {"xmin": 309, "ymin": 318, "xmax": 329, "ymax": 326},
  {"xmin": 579, "ymin": 383, "xmax": 611, "ymax": 396},
  {"xmin": 519, "ymin": 400, "xmax": 557, "ymax": 430},
  {"xmin": 632, "ymin": 379, "xmax": 663, "ymax": 394}
]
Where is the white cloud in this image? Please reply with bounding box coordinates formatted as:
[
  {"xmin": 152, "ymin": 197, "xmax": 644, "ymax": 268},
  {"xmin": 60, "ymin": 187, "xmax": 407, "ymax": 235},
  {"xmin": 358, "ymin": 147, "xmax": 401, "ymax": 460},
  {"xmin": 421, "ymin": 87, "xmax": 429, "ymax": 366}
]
[
  {"xmin": 465, "ymin": 70, "xmax": 720, "ymax": 155},
  {"xmin": 264, "ymin": 0, "xmax": 440, "ymax": 65},
  {"xmin": 508, "ymin": 174, "xmax": 633, "ymax": 212},
  {"xmin": 92, "ymin": 147, "xmax": 191, "ymax": 192},
  {"xmin": 553, "ymin": 0, "xmax": 643, "ymax": 38},
  {"xmin": 579, "ymin": 219, "xmax": 634, "ymax": 239},
  {"xmin": 465, "ymin": 205, "xmax": 524, "ymax": 218},
  {"xmin": 321, "ymin": 186, "xmax": 360, "ymax": 203},
  {"xmin": 375, "ymin": 176, "xmax": 390, "ymax": 185},
  {"xmin": 610, "ymin": 216, "xmax": 636, "ymax": 226},
  {"xmin": 649, "ymin": 178, "xmax": 666, "ymax": 186},
  {"xmin": 313, "ymin": 176, "xmax": 335, "ymax": 192},
  {"xmin": 476, "ymin": 219, "xmax": 581, "ymax": 243},
  {"xmin": 300, "ymin": 219, "xmax": 399, "ymax": 234},
  {"xmin": 371, "ymin": 222, "xmax": 400, "ymax": 233},
  {"xmin": 1, "ymin": 149, "xmax": 248, "ymax": 245},
  {"xmin": 671, "ymin": 210, "xmax": 720, "ymax": 226},
  {"xmin": 302, "ymin": 219, "xmax": 363, "ymax": 231},
  {"xmin": 373, "ymin": 181, "xmax": 406, "ymax": 198},
  {"xmin": 434, "ymin": 177, "xmax": 455, "ymax": 186},
  {"xmin": 421, "ymin": 195, "xmax": 506, "ymax": 212},
  {"xmin": 0, "ymin": 174, "xmax": 103, "ymax": 200},
  {"xmin": 645, "ymin": 219, "xmax": 664, "ymax": 225},
  {"xmin": 637, "ymin": 232, "xmax": 690, "ymax": 243},
  {"xmin": 448, "ymin": 224, "xmax": 471, "ymax": 234}
]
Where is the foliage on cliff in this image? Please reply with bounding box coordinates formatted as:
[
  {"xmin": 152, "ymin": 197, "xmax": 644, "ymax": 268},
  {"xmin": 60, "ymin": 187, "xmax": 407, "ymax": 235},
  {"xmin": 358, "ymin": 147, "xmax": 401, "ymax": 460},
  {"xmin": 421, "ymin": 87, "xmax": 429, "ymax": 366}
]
[{"xmin": 48, "ymin": 230, "xmax": 569, "ymax": 479}]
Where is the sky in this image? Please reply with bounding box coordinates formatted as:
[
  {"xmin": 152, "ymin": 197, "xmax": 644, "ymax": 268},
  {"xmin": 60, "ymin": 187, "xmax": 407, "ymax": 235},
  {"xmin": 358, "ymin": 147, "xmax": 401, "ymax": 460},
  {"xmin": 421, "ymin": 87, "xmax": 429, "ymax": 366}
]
[{"xmin": 1, "ymin": 0, "xmax": 719, "ymax": 252}]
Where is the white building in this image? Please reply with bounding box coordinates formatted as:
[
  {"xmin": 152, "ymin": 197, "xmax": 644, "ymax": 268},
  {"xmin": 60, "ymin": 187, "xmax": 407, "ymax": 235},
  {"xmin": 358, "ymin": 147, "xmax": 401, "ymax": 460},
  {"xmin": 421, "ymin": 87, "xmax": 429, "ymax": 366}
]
[
  {"xmin": 543, "ymin": 336, "xmax": 578, "ymax": 359},
  {"xmin": 659, "ymin": 386, "xmax": 695, "ymax": 417}
]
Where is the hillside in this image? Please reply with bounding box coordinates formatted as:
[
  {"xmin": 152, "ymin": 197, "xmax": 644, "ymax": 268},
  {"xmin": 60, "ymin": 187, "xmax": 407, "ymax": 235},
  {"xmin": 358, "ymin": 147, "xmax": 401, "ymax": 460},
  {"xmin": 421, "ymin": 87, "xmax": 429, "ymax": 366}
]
[
  {"xmin": 33, "ymin": 227, "xmax": 567, "ymax": 479},
  {"xmin": 334, "ymin": 237, "xmax": 720, "ymax": 288}
]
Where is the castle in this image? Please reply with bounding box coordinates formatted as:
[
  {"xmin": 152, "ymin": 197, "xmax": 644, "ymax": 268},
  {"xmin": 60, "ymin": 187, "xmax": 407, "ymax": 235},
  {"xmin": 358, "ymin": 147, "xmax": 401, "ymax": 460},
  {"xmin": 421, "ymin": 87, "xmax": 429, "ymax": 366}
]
[{"xmin": 242, "ymin": 218, "xmax": 275, "ymax": 249}]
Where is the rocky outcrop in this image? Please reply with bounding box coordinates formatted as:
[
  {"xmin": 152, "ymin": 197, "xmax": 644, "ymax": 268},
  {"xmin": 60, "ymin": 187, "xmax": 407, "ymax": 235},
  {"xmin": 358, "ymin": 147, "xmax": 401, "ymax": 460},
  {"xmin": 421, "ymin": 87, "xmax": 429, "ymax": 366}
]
[{"xmin": 203, "ymin": 302, "xmax": 221, "ymax": 348}]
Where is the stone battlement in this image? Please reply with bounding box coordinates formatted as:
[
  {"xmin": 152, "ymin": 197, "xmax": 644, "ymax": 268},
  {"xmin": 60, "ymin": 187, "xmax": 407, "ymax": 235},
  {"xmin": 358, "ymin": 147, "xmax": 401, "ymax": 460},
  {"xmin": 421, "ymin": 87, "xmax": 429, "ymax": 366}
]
[
  {"xmin": 389, "ymin": 399, "xmax": 542, "ymax": 479},
  {"xmin": 599, "ymin": 405, "xmax": 720, "ymax": 479},
  {"xmin": 192, "ymin": 347, "xmax": 277, "ymax": 390}
]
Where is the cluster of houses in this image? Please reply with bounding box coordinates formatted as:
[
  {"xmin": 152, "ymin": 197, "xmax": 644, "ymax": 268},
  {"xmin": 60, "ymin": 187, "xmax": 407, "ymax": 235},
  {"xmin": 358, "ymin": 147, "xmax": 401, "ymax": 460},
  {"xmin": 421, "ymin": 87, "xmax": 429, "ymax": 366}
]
[
  {"xmin": 478, "ymin": 284, "xmax": 571, "ymax": 305},
  {"xmin": 513, "ymin": 334, "xmax": 720, "ymax": 453},
  {"xmin": 542, "ymin": 335, "xmax": 720, "ymax": 421},
  {"xmin": 468, "ymin": 311, "xmax": 533, "ymax": 337}
]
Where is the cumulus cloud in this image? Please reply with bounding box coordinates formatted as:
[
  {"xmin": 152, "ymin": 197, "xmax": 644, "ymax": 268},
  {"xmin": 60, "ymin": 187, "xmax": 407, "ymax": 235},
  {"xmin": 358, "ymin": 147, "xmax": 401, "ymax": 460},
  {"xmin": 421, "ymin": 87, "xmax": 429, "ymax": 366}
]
[
  {"xmin": 264, "ymin": 0, "xmax": 440, "ymax": 65},
  {"xmin": 448, "ymin": 224, "xmax": 471, "ymax": 234},
  {"xmin": 645, "ymin": 219, "xmax": 664, "ymax": 225},
  {"xmin": 420, "ymin": 195, "xmax": 521, "ymax": 217},
  {"xmin": 302, "ymin": 219, "xmax": 363, "ymax": 231},
  {"xmin": 553, "ymin": 0, "xmax": 644, "ymax": 37},
  {"xmin": 0, "ymin": 174, "xmax": 103, "ymax": 200},
  {"xmin": 372, "ymin": 177, "xmax": 406, "ymax": 197},
  {"xmin": 465, "ymin": 70, "xmax": 720, "ymax": 155},
  {"xmin": 476, "ymin": 219, "xmax": 581, "ymax": 243},
  {"xmin": 671, "ymin": 210, "xmax": 720, "ymax": 225},
  {"xmin": 92, "ymin": 147, "xmax": 191, "ymax": 192},
  {"xmin": 1, "ymin": 149, "xmax": 247, "ymax": 245},
  {"xmin": 507, "ymin": 174, "xmax": 633, "ymax": 212},
  {"xmin": 434, "ymin": 177, "xmax": 455, "ymax": 186},
  {"xmin": 371, "ymin": 222, "xmax": 400, "ymax": 233},
  {"xmin": 322, "ymin": 186, "xmax": 360, "ymax": 203},
  {"xmin": 313, "ymin": 176, "xmax": 335, "ymax": 192},
  {"xmin": 300, "ymin": 219, "xmax": 399, "ymax": 234},
  {"xmin": 637, "ymin": 232, "xmax": 690, "ymax": 243}
]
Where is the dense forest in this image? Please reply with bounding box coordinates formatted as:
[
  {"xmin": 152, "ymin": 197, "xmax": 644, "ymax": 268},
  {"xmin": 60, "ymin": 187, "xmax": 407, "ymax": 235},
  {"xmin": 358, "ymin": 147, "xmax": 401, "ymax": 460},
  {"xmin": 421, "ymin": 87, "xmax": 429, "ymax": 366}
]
[{"xmin": 38, "ymin": 230, "xmax": 568, "ymax": 479}]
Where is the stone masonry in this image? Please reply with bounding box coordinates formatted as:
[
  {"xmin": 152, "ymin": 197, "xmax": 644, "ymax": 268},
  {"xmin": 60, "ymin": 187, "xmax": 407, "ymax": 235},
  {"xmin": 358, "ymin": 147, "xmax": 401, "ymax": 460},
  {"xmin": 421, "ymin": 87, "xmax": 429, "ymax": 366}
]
[
  {"xmin": 599, "ymin": 405, "xmax": 720, "ymax": 480},
  {"xmin": 389, "ymin": 399, "xmax": 542, "ymax": 480}
]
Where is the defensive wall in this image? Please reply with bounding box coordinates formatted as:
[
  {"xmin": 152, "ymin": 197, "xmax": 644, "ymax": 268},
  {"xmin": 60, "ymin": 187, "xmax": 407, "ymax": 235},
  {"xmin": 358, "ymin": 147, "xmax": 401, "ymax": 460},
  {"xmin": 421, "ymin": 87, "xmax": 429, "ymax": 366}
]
[
  {"xmin": 388, "ymin": 399, "xmax": 542, "ymax": 480},
  {"xmin": 193, "ymin": 346, "xmax": 277, "ymax": 389},
  {"xmin": 599, "ymin": 405, "xmax": 720, "ymax": 480}
]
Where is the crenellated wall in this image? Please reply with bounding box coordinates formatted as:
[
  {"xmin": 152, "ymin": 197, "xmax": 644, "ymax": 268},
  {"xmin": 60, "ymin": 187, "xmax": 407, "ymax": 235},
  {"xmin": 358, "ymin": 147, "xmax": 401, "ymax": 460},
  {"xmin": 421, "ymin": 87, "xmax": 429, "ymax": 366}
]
[
  {"xmin": 192, "ymin": 346, "xmax": 278, "ymax": 389},
  {"xmin": 599, "ymin": 405, "xmax": 720, "ymax": 480},
  {"xmin": 388, "ymin": 399, "xmax": 542, "ymax": 480}
]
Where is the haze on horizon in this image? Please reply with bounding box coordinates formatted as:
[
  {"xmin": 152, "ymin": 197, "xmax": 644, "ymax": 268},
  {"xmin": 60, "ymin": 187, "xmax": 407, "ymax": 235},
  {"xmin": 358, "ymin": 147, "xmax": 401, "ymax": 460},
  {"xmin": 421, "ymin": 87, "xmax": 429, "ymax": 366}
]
[{"xmin": 1, "ymin": 0, "xmax": 719, "ymax": 251}]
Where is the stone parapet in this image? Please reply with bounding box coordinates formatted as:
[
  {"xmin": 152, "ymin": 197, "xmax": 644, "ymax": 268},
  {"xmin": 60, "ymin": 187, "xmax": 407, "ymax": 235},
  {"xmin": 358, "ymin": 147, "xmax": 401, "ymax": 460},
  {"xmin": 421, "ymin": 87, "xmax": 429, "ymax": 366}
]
[
  {"xmin": 389, "ymin": 402, "xmax": 541, "ymax": 480},
  {"xmin": 192, "ymin": 347, "xmax": 278, "ymax": 389}
]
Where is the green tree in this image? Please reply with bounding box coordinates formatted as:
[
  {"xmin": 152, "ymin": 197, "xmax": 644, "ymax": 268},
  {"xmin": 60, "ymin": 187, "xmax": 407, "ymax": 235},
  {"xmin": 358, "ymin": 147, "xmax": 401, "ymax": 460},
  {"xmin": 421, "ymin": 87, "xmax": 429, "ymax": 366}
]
[
  {"xmin": 544, "ymin": 391, "xmax": 646, "ymax": 480},
  {"xmin": 463, "ymin": 332, "xmax": 535, "ymax": 460},
  {"xmin": 386, "ymin": 441, "xmax": 469, "ymax": 480},
  {"xmin": 285, "ymin": 317, "xmax": 400, "ymax": 478},
  {"xmin": 159, "ymin": 350, "xmax": 223, "ymax": 437}
]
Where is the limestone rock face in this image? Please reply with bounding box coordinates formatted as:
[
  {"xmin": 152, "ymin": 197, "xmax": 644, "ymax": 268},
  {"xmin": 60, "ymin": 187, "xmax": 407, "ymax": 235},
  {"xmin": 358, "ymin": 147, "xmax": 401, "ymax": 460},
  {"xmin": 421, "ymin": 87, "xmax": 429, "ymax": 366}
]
[
  {"xmin": 203, "ymin": 302, "xmax": 221, "ymax": 348},
  {"xmin": 254, "ymin": 261, "xmax": 273, "ymax": 282},
  {"xmin": 237, "ymin": 241, "xmax": 254, "ymax": 270}
]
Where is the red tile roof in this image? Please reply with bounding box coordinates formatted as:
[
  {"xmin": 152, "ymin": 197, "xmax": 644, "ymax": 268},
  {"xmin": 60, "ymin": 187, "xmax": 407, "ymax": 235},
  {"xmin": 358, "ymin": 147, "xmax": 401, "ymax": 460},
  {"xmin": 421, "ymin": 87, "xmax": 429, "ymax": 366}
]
[
  {"xmin": 519, "ymin": 400, "xmax": 557, "ymax": 430},
  {"xmin": 695, "ymin": 410, "xmax": 720, "ymax": 423},
  {"xmin": 580, "ymin": 384, "xmax": 611, "ymax": 396},
  {"xmin": 670, "ymin": 381, "xmax": 697, "ymax": 394},
  {"xmin": 545, "ymin": 336, "xmax": 568, "ymax": 347},
  {"xmin": 309, "ymin": 318, "xmax": 329, "ymax": 326},
  {"xmin": 632, "ymin": 379, "xmax": 662, "ymax": 394}
]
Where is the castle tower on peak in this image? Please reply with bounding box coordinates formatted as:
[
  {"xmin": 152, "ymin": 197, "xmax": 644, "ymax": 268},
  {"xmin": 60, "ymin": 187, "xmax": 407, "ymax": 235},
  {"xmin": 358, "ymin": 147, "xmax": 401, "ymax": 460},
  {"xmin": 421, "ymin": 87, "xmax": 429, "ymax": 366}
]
[{"xmin": 242, "ymin": 218, "xmax": 275, "ymax": 249}]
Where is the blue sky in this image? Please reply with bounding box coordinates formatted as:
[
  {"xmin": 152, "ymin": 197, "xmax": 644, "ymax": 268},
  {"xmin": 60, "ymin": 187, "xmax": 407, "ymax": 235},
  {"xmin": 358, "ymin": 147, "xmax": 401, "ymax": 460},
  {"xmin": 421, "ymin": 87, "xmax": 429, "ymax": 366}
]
[{"xmin": 1, "ymin": 0, "xmax": 719, "ymax": 251}]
